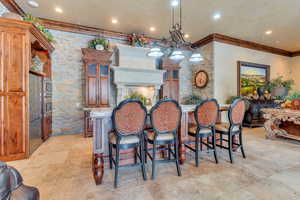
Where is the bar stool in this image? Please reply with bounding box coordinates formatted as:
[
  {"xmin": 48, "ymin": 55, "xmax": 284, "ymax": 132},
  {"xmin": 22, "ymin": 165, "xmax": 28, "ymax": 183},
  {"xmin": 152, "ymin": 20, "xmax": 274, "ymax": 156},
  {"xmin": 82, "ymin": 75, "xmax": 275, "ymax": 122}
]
[
  {"xmin": 108, "ymin": 100, "xmax": 147, "ymax": 188},
  {"xmin": 145, "ymin": 99, "xmax": 182, "ymax": 180},
  {"xmin": 215, "ymin": 98, "xmax": 247, "ymax": 163},
  {"xmin": 185, "ymin": 98, "xmax": 219, "ymax": 167}
]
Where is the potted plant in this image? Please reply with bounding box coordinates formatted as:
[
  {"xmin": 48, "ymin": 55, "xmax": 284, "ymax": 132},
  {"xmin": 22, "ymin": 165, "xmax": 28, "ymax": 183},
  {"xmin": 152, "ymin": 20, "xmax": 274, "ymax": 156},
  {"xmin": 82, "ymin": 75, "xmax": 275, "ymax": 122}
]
[
  {"xmin": 88, "ymin": 37, "xmax": 109, "ymax": 50},
  {"xmin": 182, "ymin": 94, "xmax": 203, "ymax": 105},
  {"xmin": 23, "ymin": 14, "xmax": 55, "ymax": 43},
  {"xmin": 266, "ymin": 76, "xmax": 294, "ymax": 98},
  {"xmin": 283, "ymin": 91, "xmax": 300, "ymax": 109},
  {"xmin": 128, "ymin": 33, "xmax": 150, "ymax": 47},
  {"xmin": 126, "ymin": 92, "xmax": 147, "ymax": 105}
]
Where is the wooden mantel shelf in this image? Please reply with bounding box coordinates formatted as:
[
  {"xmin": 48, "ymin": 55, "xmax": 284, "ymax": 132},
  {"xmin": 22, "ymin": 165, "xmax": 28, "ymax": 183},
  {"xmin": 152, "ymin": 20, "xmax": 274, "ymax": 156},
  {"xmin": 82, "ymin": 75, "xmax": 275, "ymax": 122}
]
[{"xmin": 29, "ymin": 70, "xmax": 46, "ymax": 77}]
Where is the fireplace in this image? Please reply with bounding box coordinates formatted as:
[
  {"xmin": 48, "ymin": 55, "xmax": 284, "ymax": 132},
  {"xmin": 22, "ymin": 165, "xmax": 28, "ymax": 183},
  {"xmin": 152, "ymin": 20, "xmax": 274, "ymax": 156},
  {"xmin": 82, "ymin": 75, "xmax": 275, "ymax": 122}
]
[{"xmin": 112, "ymin": 44, "xmax": 165, "ymax": 105}]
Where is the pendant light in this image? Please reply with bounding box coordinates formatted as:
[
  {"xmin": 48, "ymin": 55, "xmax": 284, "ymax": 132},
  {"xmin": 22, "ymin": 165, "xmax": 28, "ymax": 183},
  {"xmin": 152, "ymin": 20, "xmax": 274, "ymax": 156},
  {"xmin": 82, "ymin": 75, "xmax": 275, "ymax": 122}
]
[
  {"xmin": 147, "ymin": 47, "xmax": 164, "ymax": 57},
  {"xmin": 189, "ymin": 53, "xmax": 203, "ymax": 62},
  {"xmin": 169, "ymin": 50, "xmax": 185, "ymax": 60}
]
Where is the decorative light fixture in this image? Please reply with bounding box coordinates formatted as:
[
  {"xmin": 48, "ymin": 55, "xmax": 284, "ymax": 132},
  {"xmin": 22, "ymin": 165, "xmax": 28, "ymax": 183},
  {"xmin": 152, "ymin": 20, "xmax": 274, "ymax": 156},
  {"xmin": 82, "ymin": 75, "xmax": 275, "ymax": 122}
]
[
  {"xmin": 265, "ymin": 30, "xmax": 272, "ymax": 35},
  {"xmin": 147, "ymin": 0, "xmax": 203, "ymax": 63},
  {"xmin": 27, "ymin": 0, "xmax": 39, "ymax": 8},
  {"xmin": 147, "ymin": 47, "xmax": 164, "ymax": 57},
  {"xmin": 112, "ymin": 18, "xmax": 118, "ymax": 24},
  {"xmin": 213, "ymin": 12, "xmax": 221, "ymax": 20},
  {"xmin": 189, "ymin": 53, "xmax": 203, "ymax": 62},
  {"xmin": 55, "ymin": 7, "xmax": 63, "ymax": 13}
]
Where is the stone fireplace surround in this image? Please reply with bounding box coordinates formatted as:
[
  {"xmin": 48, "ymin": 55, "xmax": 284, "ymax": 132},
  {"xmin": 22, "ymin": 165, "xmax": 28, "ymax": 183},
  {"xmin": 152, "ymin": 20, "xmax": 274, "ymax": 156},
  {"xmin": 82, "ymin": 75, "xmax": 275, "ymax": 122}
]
[{"xmin": 112, "ymin": 44, "xmax": 165, "ymax": 105}]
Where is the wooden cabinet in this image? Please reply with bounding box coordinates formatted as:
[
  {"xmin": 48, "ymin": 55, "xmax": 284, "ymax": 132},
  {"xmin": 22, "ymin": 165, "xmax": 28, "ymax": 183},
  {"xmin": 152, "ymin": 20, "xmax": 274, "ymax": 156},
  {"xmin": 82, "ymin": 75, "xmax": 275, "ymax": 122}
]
[
  {"xmin": 160, "ymin": 58, "xmax": 181, "ymax": 101},
  {"xmin": 82, "ymin": 48, "xmax": 112, "ymax": 137},
  {"xmin": 0, "ymin": 18, "xmax": 54, "ymax": 161}
]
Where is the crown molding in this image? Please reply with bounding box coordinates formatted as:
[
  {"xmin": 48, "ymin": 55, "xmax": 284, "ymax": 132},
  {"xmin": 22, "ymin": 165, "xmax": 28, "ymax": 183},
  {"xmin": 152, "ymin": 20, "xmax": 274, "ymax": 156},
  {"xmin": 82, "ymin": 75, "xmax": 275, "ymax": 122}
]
[
  {"xmin": 0, "ymin": 0, "xmax": 25, "ymax": 15},
  {"xmin": 192, "ymin": 33, "xmax": 294, "ymax": 57},
  {"xmin": 2, "ymin": 0, "xmax": 300, "ymax": 57}
]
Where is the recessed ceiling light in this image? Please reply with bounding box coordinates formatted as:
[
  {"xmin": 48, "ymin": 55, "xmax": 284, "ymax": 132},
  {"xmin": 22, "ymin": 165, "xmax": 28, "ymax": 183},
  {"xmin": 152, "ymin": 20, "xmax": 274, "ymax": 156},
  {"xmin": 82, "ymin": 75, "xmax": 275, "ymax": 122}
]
[
  {"xmin": 184, "ymin": 34, "xmax": 189, "ymax": 38},
  {"xmin": 55, "ymin": 7, "xmax": 63, "ymax": 13},
  {"xmin": 171, "ymin": 0, "xmax": 179, "ymax": 7},
  {"xmin": 150, "ymin": 27, "xmax": 156, "ymax": 32},
  {"xmin": 27, "ymin": 0, "xmax": 39, "ymax": 8},
  {"xmin": 265, "ymin": 30, "xmax": 272, "ymax": 35},
  {"xmin": 213, "ymin": 13, "xmax": 221, "ymax": 20},
  {"xmin": 112, "ymin": 19, "xmax": 118, "ymax": 24}
]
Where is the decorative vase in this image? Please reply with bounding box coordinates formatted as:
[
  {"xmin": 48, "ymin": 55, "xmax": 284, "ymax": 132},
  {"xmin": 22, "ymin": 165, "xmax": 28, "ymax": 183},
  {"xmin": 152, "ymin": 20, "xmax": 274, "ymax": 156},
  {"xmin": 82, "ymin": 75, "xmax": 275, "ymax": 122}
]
[
  {"xmin": 95, "ymin": 44, "xmax": 104, "ymax": 51},
  {"xmin": 257, "ymin": 88, "xmax": 265, "ymax": 97}
]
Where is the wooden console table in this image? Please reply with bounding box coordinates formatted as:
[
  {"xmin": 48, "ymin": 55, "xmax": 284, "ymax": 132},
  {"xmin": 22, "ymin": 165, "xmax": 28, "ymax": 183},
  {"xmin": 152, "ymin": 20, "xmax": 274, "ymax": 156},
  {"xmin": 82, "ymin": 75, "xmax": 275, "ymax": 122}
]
[{"xmin": 262, "ymin": 108, "xmax": 300, "ymax": 140}]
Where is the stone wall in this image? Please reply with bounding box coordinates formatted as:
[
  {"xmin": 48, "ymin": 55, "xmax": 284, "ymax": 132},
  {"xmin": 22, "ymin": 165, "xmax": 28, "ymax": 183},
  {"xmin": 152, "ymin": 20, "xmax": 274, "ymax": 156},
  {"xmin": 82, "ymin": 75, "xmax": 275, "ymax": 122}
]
[{"xmin": 191, "ymin": 42, "xmax": 214, "ymax": 98}]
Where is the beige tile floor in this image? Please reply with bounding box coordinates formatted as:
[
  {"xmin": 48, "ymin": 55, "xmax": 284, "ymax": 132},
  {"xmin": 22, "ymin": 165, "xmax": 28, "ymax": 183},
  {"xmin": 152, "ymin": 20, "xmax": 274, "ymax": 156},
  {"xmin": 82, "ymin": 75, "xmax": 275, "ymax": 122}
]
[{"xmin": 8, "ymin": 128, "xmax": 300, "ymax": 200}]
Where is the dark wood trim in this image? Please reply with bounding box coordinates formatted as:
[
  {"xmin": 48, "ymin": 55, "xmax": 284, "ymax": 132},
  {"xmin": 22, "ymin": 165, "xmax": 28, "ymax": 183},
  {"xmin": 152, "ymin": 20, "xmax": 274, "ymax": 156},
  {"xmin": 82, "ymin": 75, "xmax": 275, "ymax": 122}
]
[
  {"xmin": 237, "ymin": 61, "xmax": 270, "ymax": 96},
  {"xmin": 29, "ymin": 70, "xmax": 46, "ymax": 77},
  {"xmin": 40, "ymin": 18, "xmax": 129, "ymax": 41},
  {"xmin": 193, "ymin": 33, "xmax": 293, "ymax": 57},
  {"xmin": 0, "ymin": 0, "xmax": 25, "ymax": 15},
  {"xmin": 291, "ymin": 51, "xmax": 300, "ymax": 57}
]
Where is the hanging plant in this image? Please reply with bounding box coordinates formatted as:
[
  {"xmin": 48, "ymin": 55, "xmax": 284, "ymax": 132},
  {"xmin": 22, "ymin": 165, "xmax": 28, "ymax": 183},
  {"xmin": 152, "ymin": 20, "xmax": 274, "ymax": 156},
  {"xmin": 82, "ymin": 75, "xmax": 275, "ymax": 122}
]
[
  {"xmin": 23, "ymin": 14, "xmax": 56, "ymax": 43},
  {"xmin": 88, "ymin": 38, "xmax": 109, "ymax": 50}
]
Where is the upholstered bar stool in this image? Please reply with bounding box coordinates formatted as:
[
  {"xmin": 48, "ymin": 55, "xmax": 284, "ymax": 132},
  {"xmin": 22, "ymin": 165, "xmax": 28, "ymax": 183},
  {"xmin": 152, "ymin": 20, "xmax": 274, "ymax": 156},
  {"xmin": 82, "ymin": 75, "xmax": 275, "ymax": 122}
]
[
  {"xmin": 215, "ymin": 98, "xmax": 247, "ymax": 163},
  {"xmin": 145, "ymin": 99, "xmax": 182, "ymax": 180},
  {"xmin": 185, "ymin": 99, "xmax": 219, "ymax": 167},
  {"xmin": 108, "ymin": 100, "xmax": 147, "ymax": 188}
]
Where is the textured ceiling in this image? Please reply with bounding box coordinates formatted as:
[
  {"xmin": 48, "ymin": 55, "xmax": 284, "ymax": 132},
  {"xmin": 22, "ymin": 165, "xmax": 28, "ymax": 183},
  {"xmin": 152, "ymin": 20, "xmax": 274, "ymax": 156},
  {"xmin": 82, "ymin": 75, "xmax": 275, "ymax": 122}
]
[{"xmin": 15, "ymin": 0, "xmax": 300, "ymax": 51}]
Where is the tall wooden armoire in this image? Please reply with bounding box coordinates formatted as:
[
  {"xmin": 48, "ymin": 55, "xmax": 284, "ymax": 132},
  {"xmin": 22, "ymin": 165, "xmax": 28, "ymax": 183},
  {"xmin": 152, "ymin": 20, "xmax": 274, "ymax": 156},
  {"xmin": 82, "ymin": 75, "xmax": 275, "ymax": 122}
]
[
  {"xmin": 82, "ymin": 48, "xmax": 113, "ymax": 137},
  {"xmin": 160, "ymin": 58, "xmax": 181, "ymax": 101},
  {"xmin": 0, "ymin": 18, "xmax": 54, "ymax": 161}
]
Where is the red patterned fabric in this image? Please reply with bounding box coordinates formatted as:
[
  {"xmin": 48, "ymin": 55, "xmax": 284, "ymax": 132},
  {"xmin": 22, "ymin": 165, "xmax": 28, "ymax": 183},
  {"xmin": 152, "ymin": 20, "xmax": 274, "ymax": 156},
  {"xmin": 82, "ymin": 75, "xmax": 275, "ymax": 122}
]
[
  {"xmin": 196, "ymin": 101, "xmax": 218, "ymax": 126},
  {"xmin": 231, "ymin": 100, "xmax": 246, "ymax": 124},
  {"xmin": 114, "ymin": 102, "xmax": 146, "ymax": 134},
  {"xmin": 152, "ymin": 102, "xmax": 181, "ymax": 132}
]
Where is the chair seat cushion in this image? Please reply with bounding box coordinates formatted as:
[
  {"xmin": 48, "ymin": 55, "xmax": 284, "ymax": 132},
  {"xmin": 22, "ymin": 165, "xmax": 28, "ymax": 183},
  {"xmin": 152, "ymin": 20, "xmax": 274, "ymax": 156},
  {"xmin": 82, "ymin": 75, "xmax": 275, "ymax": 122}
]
[
  {"xmin": 188, "ymin": 125, "xmax": 213, "ymax": 135},
  {"xmin": 109, "ymin": 132, "xmax": 140, "ymax": 145},
  {"xmin": 147, "ymin": 131, "xmax": 174, "ymax": 141},
  {"xmin": 215, "ymin": 123, "xmax": 240, "ymax": 133}
]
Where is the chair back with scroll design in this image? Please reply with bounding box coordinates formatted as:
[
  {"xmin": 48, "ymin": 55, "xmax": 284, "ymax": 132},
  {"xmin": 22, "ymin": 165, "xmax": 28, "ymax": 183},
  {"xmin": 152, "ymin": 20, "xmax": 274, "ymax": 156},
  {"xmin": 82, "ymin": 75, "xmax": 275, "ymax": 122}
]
[
  {"xmin": 228, "ymin": 98, "xmax": 246, "ymax": 127},
  {"xmin": 194, "ymin": 98, "xmax": 219, "ymax": 129},
  {"xmin": 150, "ymin": 99, "xmax": 182, "ymax": 136},
  {"xmin": 112, "ymin": 100, "xmax": 147, "ymax": 137}
]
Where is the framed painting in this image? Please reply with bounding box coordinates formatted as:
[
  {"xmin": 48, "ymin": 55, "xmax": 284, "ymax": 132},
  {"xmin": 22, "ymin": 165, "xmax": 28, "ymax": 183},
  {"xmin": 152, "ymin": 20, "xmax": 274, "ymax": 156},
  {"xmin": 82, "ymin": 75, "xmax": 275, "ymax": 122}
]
[{"xmin": 237, "ymin": 61, "xmax": 270, "ymax": 96}]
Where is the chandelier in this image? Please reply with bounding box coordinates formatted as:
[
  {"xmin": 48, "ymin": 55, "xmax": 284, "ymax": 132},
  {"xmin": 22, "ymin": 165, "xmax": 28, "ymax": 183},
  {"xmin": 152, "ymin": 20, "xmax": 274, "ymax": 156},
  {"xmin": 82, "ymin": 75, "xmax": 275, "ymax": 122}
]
[{"xmin": 147, "ymin": 0, "xmax": 203, "ymax": 62}]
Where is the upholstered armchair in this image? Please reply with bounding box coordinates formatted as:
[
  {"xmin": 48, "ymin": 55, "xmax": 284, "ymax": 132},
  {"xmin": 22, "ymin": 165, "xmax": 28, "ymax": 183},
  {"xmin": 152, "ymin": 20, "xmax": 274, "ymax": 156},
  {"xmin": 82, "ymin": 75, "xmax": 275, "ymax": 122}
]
[{"xmin": 0, "ymin": 162, "xmax": 39, "ymax": 200}]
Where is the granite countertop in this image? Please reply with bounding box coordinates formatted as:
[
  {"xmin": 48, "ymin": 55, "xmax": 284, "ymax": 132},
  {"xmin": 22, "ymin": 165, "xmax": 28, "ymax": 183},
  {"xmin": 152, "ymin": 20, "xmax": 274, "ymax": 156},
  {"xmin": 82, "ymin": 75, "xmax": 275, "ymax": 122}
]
[{"xmin": 85, "ymin": 104, "xmax": 229, "ymax": 118}]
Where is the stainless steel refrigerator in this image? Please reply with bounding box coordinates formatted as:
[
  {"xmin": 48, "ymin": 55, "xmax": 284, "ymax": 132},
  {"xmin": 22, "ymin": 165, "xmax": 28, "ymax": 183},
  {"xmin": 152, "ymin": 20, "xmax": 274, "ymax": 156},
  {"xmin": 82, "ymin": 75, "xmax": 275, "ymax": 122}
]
[{"xmin": 29, "ymin": 73, "xmax": 43, "ymax": 155}]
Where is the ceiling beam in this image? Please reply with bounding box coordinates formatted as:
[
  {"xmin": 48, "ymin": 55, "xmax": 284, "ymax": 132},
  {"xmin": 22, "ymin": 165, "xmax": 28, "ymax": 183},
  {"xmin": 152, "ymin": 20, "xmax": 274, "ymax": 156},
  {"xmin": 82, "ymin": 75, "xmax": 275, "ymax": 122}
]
[
  {"xmin": 291, "ymin": 51, "xmax": 300, "ymax": 57},
  {"xmin": 192, "ymin": 33, "xmax": 293, "ymax": 57}
]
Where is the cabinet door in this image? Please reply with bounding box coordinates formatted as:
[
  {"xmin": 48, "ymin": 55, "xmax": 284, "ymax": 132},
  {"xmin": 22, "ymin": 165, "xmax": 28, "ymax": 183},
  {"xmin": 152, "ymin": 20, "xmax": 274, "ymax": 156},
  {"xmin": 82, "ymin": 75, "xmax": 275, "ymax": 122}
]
[
  {"xmin": 0, "ymin": 30, "xmax": 28, "ymax": 161},
  {"xmin": 86, "ymin": 64, "xmax": 98, "ymax": 106},
  {"xmin": 99, "ymin": 65, "xmax": 109, "ymax": 106}
]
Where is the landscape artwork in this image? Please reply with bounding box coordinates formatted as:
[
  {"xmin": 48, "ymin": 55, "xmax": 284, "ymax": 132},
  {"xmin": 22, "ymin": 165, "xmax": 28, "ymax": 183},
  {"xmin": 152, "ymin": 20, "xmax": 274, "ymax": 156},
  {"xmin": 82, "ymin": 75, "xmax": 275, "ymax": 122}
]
[{"xmin": 238, "ymin": 62, "xmax": 270, "ymax": 96}]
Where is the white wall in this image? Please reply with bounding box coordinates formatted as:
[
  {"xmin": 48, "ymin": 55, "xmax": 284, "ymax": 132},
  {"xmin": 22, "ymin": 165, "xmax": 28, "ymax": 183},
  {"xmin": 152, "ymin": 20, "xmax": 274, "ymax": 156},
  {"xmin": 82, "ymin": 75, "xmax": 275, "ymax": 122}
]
[
  {"xmin": 213, "ymin": 41, "xmax": 292, "ymax": 104},
  {"xmin": 290, "ymin": 56, "xmax": 300, "ymax": 92}
]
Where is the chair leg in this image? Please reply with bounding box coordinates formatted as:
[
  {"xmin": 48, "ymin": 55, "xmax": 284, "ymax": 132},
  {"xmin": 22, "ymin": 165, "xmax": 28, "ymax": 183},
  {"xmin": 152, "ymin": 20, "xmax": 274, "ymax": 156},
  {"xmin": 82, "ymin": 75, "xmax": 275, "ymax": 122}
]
[
  {"xmin": 144, "ymin": 137, "xmax": 148, "ymax": 163},
  {"xmin": 140, "ymin": 140, "xmax": 147, "ymax": 181},
  {"xmin": 151, "ymin": 143, "xmax": 156, "ymax": 180},
  {"xmin": 175, "ymin": 138, "xmax": 182, "ymax": 176},
  {"xmin": 213, "ymin": 135, "xmax": 218, "ymax": 164},
  {"xmin": 220, "ymin": 134, "xmax": 223, "ymax": 147},
  {"xmin": 168, "ymin": 144, "xmax": 171, "ymax": 160},
  {"xmin": 200, "ymin": 137, "xmax": 203, "ymax": 151},
  {"xmin": 114, "ymin": 146, "xmax": 120, "ymax": 188},
  {"xmin": 109, "ymin": 142, "xmax": 113, "ymax": 169},
  {"xmin": 239, "ymin": 132, "xmax": 246, "ymax": 159},
  {"xmin": 134, "ymin": 147, "xmax": 138, "ymax": 164},
  {"xmin": 195, "ymin": 135, "xmax": 199, "ymax": 167},
  {"xmin": 228, "ymin": 134, "xmax": 234, "ymax": 164}
]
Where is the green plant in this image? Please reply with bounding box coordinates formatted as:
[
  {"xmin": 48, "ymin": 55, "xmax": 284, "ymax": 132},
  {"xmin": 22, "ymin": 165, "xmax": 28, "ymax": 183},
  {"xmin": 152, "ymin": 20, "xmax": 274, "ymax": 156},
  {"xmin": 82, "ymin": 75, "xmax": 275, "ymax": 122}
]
[
  {"xmin": 125, "ymin": 92, "xmax": 147, "ymax": 105},
  {"xmin": 285, "ymin": 91, "xmax": 300, "ymax": 101},
  {"xmin": 226, "ymin": 96, "xmax": 239, "ymax": 104},
  {"xmin": 23, "ymin": 14, "xmax": 55, "ymax": 43},
  {"xmin": 266, "ymin": 76, "xmax": 294, "ymax": 92},
  {"xmin": 88, "ymin": 38, "xmax": 109, "ymax": 50},
  {"xmin": 182, "ymin": 94, "xmax": 203, "ymax": 105}
]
